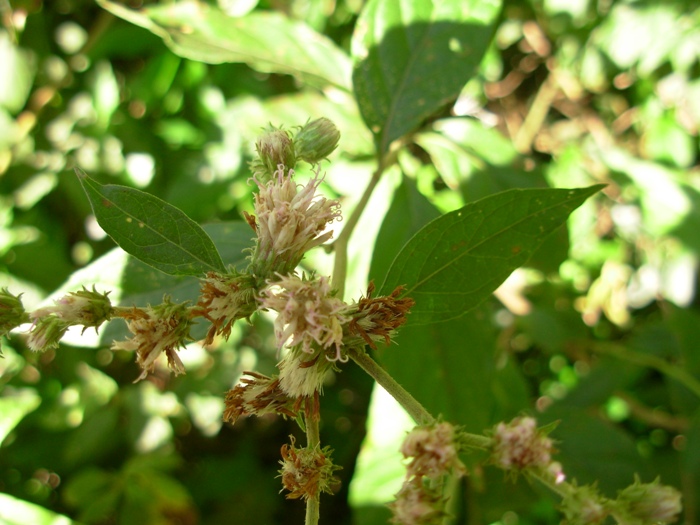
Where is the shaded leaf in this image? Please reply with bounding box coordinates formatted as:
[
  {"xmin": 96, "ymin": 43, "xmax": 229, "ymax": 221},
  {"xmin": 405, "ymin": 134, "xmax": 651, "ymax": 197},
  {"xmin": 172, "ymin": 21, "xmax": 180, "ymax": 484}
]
[
  {"xmin": 76, "ymin": 169, "xmax": 225, "ymax": 276},
  {"xmin": 352, "ymin": 0, "xmax": 501, "ymax": 154},
  {"xmin": 98, "ymin": 0, "xmax": 351, "ymax": 90},
  {"xmin": 380, "ymin": 185, "xmax": 604, "ymax": 325},
  {"xmin": 0, "ymin": 493, "xmax": 77, "ymax": 525},
  {"xmin": 0, "ymin": 389, "xmax": 41, "ymax": 443}
]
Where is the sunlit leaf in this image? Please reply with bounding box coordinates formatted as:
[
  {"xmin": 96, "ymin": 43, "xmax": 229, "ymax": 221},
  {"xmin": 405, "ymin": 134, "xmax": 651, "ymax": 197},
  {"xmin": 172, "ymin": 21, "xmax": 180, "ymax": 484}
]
[
  {"xmin": 98, "ymin": 0, "xmax": 351, "ymax": 90},
  {"xmin": 380, "ymin": 185, "xmax": 604, "ymax": 325},
  {"xmin": 0, "ymin": 389, "xmax": 41, "ymax": 443},
  {"xmin": 0, "ymin": 493, "xmax": 76, "ymax": 525},
  {"xmin": 352, "ymin": 0, "xmax": 501, "ymax": 154},
  {"xmin": 76, "ymin": 169, "xmax": 225, "ymax": 276}
]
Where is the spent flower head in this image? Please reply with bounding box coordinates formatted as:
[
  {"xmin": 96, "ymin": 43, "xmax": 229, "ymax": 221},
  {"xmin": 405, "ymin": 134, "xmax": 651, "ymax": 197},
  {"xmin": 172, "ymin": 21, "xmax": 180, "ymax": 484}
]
[
  {"xmin": 251, "ymin": 166, "xmax": 341, "ymax": 274},
  {"xmin": 112, "ymin": 298, "xmax": 194, "ymax": 381},
  {"xmin": 279, "ymin": 436, "xmax": 340, "ymax": 500},
  {"xmin": 223, "ymin": 371, "xmax": 299, "ymax": 425},
  {"xmin": 194, "ymin": 271, "xmax": 258, "ymax": 345},
  {"xmin": 491, "ymin": 416, "xmax": 554, "ymax": 472}
]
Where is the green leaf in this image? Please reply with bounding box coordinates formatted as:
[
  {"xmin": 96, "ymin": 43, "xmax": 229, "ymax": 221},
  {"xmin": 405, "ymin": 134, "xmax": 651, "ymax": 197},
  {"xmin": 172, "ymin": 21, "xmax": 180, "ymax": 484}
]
[
  {"xmin": 98, "ymin": 0, "xmax": 351, "ymax": 91},
  {"xmin": 0, "ymin": 389, "xmax": 41, "ymax": 444},
  {"xmin": 76, "ymin": 169, "xmax": 225, "ymax": 277},
  {"xmin": 380, "ymin": 185, "xmax": 604, "ymax": 325},
  {"xmin": 352, "ymin": 0, "xmax": 501, "ymax": 155}
]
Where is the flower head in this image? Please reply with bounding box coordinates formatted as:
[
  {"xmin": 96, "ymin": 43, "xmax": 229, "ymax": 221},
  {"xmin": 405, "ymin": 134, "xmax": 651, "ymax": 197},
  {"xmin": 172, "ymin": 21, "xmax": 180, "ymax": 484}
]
[
  {"xmin": 389, "ymin": 480, "xmax": 444, "ymax": 525},
  {"xmin": 27, "ymin": 316, "xmax": 70, "ymax": 352},
  {"xmin": 260, "ymin": 274, "xmax": 349, "ymax": 361},
  {"xmin": 251, "ymin": 125, "xmax": 296, "ymax": 181},
  {"xmin": 279, "ymin": 436, "xmax": 340, "ymax": 500},
  {"xmin": 614, "ymin": 477, "xmax": 682, "ymax": 525},
  {"xmin": 31, "ymin": 287, "xmax": 112, "ymax": 330},
  {"xmin": 223, "ymin": 371, "xmax": 299, "ymax": 425},
  {"xmin": 194, "ymin": 272, "xmax": 258, "ymax": 345},
  {"xmin": 347, "ymin": 283, "xmax": 415, "ymax": 349},
  {"xmin": 401, "ymin": 422, "xmax": 466, "ymax": 479},
  {"xmin": 251, "ymin": 166, "xmax": 341, "ymax": 273},
  {"xmin": 111, "ymin": 298, "xmax": 194, "ymax": 381},
  {"xmin": 560, "ymin": 484, "xmax": 609, "ymax": 525},
  {"xmin": 491, "ymin": 416, "xmax": 554, "ymax": 471}
]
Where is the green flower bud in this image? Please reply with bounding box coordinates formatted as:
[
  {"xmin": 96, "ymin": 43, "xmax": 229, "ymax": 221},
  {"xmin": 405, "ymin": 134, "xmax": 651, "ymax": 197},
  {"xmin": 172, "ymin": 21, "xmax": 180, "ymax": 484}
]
[
  {"xmin": 0, "ymin": 288, "xmax": 29, "ymax": 338},
  {"xmin": 293, "ymin": 117, "xmax": 340, "ymax": 165},
  {"xmin": 253, "ymin": 127, "xmax": 296, "ymax": 180},
  {"xmin": 614, "ymin": 477, "xmax": 682, "ymax": 525},
  {"xmin": 561, "ymin": 485, "xmax": 609, "ymax": 525}
]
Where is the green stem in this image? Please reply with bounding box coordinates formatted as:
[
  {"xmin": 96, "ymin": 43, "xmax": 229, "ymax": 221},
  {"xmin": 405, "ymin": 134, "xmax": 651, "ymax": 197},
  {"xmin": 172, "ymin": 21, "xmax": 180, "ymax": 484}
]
[
  {"xmin": 305, "ymin": 414, "xmax": 321, "ymax": 525},
  {"xmin": 348, "ymin": 347, "xmax": 434, "ymax": 425},
  {"xmin": 590, "ymin": 342, "xmax": 700, "ymax": 398},
  {"xmin": 331, "ymin": 164, "xmax": 384, "ymax": 297},
  {"xmin": 526, "ymin": 469, "xmax": 573, "ymax": 499}
]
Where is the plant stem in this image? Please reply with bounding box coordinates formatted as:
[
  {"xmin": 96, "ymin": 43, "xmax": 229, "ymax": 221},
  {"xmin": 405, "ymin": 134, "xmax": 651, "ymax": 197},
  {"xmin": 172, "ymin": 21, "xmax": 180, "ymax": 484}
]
[
  {"xmin": 331, "ymin": 164, "xmax": 384, "ymax": 298},
  {"xmin": 348, "ymin": 347, "xmax": 434, "ymax": 425},
  {"xmin": 590, "ymin": 342, "xmax": 700, "ymax": 398},
  {"xmin": 305, "ymin": 414, "xmax": 321, "ymax": 525},
  {"xmin": 526, "ymin": 470, "xmax": 572, "ymax": 499}
]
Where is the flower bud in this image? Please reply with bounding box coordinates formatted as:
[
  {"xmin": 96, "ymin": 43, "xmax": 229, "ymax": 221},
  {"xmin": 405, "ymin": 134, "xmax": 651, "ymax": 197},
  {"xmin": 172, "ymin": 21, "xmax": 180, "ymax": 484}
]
[
  {"xmin": 31, "ymin": 287, "xmax": 112, "ymax": 332},
  {"xmin": 614, "ymin": 477, "xmax": 682, "ymax": 524},
  {"xmin": 401, "ymin": 422, "xmax": 466, "ymax": 479},
  {"xmin": 389, "ymin": 480, "xmax": 444, "ymax": 525},
  {"xmin": 253, "ymin": 127, "xmax": 296, "ymax": 180},
  {"xmin": 0, "ymin": 288, "xmax": 29, "ymax": 338},
  {"xmin": 560, "ymin": 485, "xmax": 609, "ymax": 525},
  {"xmin": 27, "ymin": 316, "xmax": 70, "ymax": 352},
  {"xmin": 293, "ymin": 117, "xmax": 340, "ymax": 165}
]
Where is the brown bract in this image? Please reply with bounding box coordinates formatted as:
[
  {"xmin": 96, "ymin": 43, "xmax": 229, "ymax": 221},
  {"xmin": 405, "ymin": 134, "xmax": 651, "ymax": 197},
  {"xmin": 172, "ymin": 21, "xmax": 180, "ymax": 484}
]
[{"xmin": 348, "ymin": 283, "xmax": 415, "ymax": 349}]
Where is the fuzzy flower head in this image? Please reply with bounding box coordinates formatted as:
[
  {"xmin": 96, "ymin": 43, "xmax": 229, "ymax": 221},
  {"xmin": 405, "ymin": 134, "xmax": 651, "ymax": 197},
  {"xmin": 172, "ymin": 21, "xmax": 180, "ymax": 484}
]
[
  {"xmin": 261, "ymin": 274, "xmax": 349, "ymax": 361},
  {"xmin": 560, "ymin": 485, "xmax": 609, "ymax": 525},
  {"xmin": 111, "ymin": 298, "xmax": 194, "ymax": 381},
  {"xmin": 31, "ymin": 287, "xmax": 112, "ymax": 330},
  {"xmin": 194, "ymin": 272, "xmax": 258, "ymax": 345},
  {"xmin": 251, "ymin": 126, "xmax": 297, "ymax": 181},
  {"xmin": 279, "ymin": 436, "xmax": 340, "ymax": 501},
  {"xmin": 251, "ymin": 166, "xmax": 341, "ymax": 274},
  {"xmin": 614, "ymin": 477, "xmax": 682, "ymax": 525},
  {"xmin": 401, "ymin": 422, "xmax": 466, "ymax": 479},
  {"xmin": 491, "ymin": 416, "xmax": 554, "ymax": 472},
  {"xmin": 277, "ymin": 349, "xmax": 335, "ymax": 401},
  {"xmin": 223, "ymin": 371, "xmax": 299, "ymax": 425},
  {"xmin": 389, "ymin": 480, "xmax": 444, "ymax": 525}
]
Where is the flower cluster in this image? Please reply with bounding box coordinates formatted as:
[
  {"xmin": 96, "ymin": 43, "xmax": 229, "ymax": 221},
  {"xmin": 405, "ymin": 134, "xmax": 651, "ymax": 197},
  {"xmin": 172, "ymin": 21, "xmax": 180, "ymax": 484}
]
[
  {"xmin": 389, "ymin": 422, "xmax": 465, "ymax": 525},
  {"xmin": 279, "ymin": 436, "xmax": 340, "ymax": 501},
  {"xmin": 0, "ymin": 288, "xmax": 29, "ymax": 339},
  {"xmin": 111, "ymin": 298, "xmax": 194, "ymax": 381},
  {"xmin": 612, "ymin": 476, "xmax": 682, "ymax": 525}
]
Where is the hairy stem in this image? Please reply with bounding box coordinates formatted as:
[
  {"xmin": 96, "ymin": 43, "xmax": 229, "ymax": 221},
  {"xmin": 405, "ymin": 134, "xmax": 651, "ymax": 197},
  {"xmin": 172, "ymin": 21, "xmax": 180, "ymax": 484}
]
[
  {"xmin": 348, "ymin": 347, "xmax": 434, "ymax": 425},
  {"xmin": 305, "ymin": 414, "xmax": 321, "ymax": 525}
]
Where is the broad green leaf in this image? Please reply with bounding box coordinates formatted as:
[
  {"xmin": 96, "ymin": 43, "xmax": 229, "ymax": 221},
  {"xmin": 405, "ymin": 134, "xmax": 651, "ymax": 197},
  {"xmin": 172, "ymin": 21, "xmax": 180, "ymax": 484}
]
[
  {"xmin": 0, "ymin": 389, "xmax": 41, "ymax": 443},
  {"xmin": 352, "ymin": 0, "xmax": 501, "ymax": 154},
  {"xmin": 76, "ymin": 169, "xmax": 225, "ymax": 277},
  {"xmin": 0, "ymin": 493, "xmax": 76, "ymax": 525},
  {"xmin": 98, "ymin": 0, "xmax": 351, "ymax": 91},
  {"xmin": 380, "ymin": 185, "xmax": 604, "ymax": 325}
]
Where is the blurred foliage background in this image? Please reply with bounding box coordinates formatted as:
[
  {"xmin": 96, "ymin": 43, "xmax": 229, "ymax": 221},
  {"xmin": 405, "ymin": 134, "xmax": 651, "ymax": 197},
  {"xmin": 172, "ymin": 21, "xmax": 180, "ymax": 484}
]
[{"xmin": 1, "ymin": 0, "xmax": 699, "ymax": 524}]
